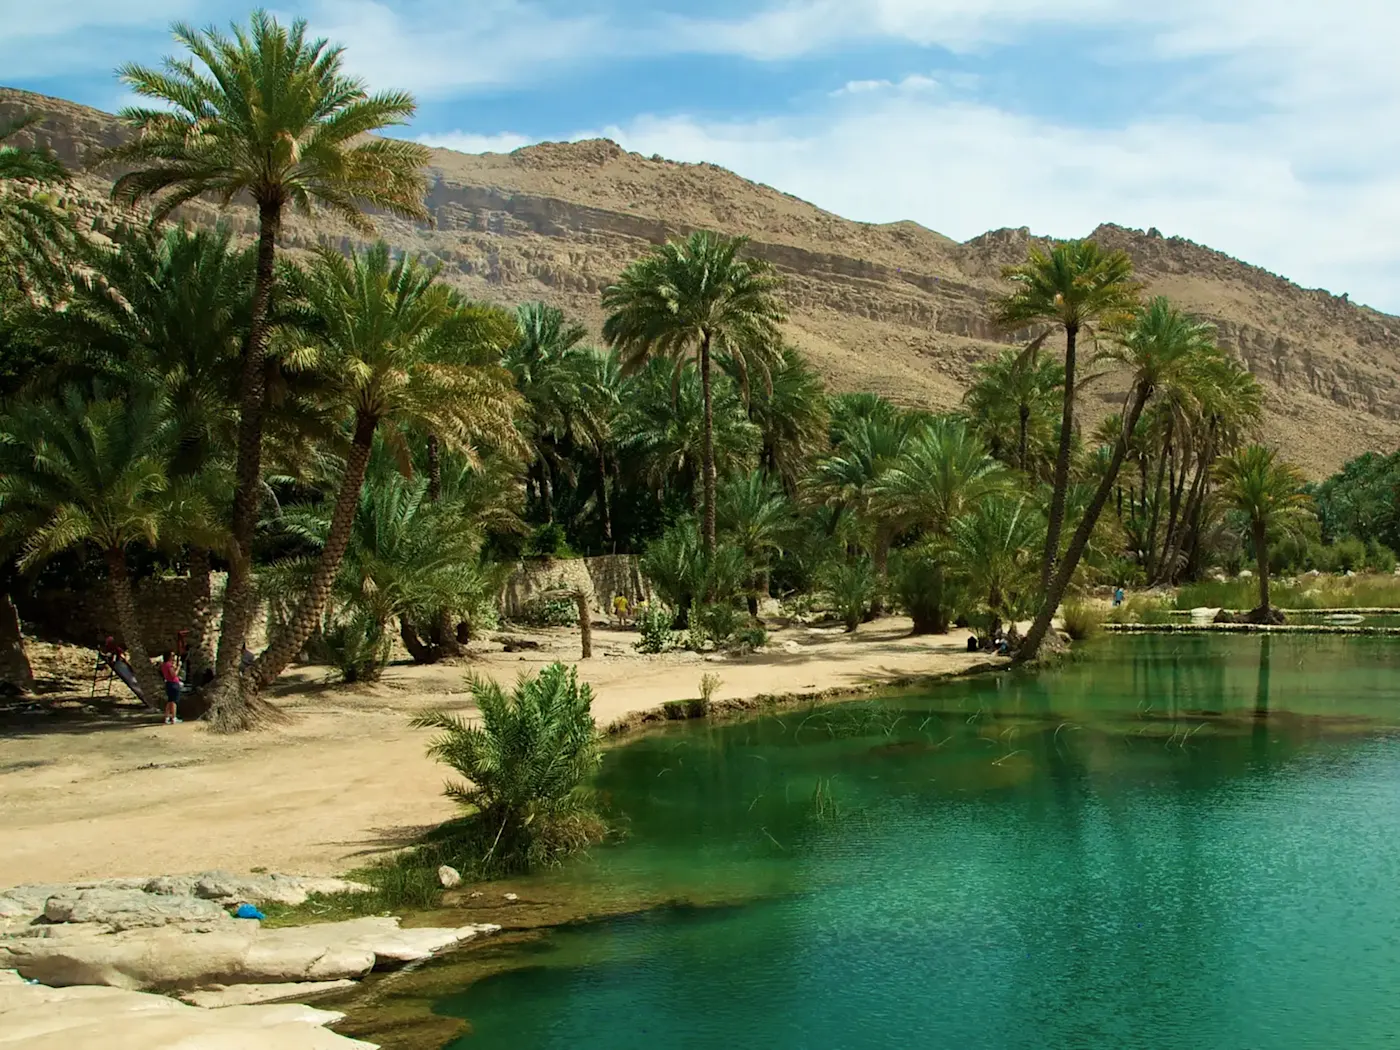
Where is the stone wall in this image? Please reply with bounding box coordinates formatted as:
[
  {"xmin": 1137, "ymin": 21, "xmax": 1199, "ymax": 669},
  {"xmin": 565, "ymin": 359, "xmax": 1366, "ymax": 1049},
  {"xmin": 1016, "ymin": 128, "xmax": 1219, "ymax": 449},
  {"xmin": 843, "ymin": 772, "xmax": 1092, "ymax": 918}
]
[
  {"xmin": 500, "ymin": 555, "xmax": 650, "ymax": 620},
  {"xmin": 15, "ymin": 573, "xmax": 269, "ymax": 654}
]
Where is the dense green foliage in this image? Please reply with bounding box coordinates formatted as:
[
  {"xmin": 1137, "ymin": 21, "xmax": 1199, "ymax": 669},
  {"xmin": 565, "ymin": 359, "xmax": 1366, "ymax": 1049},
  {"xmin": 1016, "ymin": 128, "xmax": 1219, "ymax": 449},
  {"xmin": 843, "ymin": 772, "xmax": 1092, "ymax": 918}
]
[{"xmin": 412, "ymin": 663, "xmax": 604, "ymax": 875}]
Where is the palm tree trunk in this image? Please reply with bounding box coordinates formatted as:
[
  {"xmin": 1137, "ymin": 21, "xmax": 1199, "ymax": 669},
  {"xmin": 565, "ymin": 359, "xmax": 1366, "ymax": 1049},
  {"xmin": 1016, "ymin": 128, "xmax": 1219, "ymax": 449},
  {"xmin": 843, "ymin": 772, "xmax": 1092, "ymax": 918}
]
[
  {"xmin": 426, "ymin": 433, "xmax": 442, "ymax": 502},
  {"xmin": 1018, "ymin": 403, "xmax": 1030, "ymax": 472},
  {"xmin": 1163, "ymin": 450, "xmax": 1210, "ymax": 585},
  {"xmin": 870, "ymin": 527, "xmax": 891, "ymax": 617},
  {"xmin": 400, "ymin": 619, "xmax": 434, "ymax": 663},
  {"xmin": 1144, "ymin": 426, "xmax": 1171, "ymax": 580},
  {"xmin": 253, "ymin": 413, "xmax": 379, "ymax": 686},
  {"xmin": 1040, "ymin": 322, "xmax": 1079, "ymax": 592},
  {"xmin": 599, "ymin": 448, "xmax": 613, "ymax": 545},
  {"xmin": 207, "ymin": 198, "xmax": 282, "ymax": 731},
  {"xmin": 576, "ymin": 590, "xmax": 592, "ymax": 659},
  {"xmin": 1253, "ymin": 517, "xmax": 1271, "ymax": 613},
  {"xmin": 0, "ymin": 588, "xmax": 33, "ymax": 695},
  {"xmin": 1019, "ymin": 382, "xmax": 1150, "ymax": 663},
  {"xmin": 540, "ymin": 458, "xmax": 555, "ymax": 523},
  {"xmin": 104, "ymin": 548, "xmax": 164, "ymax": 707},
  {"xmin": 699, "ymin": 331, "xmax": 717, "ymax": 555},
  {"xmin": 184, "ymin": 547, "xmax": 215, "ymax": 684}
]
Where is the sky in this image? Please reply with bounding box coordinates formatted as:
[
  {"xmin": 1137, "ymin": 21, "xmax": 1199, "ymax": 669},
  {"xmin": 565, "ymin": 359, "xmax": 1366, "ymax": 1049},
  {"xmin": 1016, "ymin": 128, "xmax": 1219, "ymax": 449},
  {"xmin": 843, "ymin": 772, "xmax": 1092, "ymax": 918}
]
[{"xmin": 4, "ymin": 0, "xmax": 1399, "ymax": 312}]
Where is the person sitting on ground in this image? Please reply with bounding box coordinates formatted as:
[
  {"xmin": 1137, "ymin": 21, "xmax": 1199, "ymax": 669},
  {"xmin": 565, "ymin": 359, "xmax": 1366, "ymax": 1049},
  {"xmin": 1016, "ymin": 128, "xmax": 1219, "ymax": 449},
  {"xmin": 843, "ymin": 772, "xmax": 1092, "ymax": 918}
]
[
  {"xmin": 158, "ymin": 650, "xmax": 183, "ymax": 725},
  {"xmin": 240, "ymin": 643, "xmax": 256, "ymax": 669},
  {"xmin": 612, "ymin": 594, "xmax": 630, "ymax": 627},
  {"xmin": 966, "ymin": 634, "xmax": 980, "ymax": 652}
]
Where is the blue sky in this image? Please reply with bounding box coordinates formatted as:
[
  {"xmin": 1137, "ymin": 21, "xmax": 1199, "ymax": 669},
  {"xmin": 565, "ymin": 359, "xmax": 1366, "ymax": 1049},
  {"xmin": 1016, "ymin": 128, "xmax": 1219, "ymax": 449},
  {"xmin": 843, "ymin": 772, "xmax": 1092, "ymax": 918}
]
[{"xmin": 5, "ymin": 0, "xmax": 1399, "ymax": 312}]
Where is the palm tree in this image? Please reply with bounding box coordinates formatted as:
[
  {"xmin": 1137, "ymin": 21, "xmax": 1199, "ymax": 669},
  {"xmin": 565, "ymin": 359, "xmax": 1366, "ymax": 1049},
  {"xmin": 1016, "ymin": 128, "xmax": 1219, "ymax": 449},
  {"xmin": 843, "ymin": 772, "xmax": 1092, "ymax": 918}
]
[
  {"xmin": 717, "ymin": 471, "xmax": 792, "ymax": 614},
  {"xmin": 617, "ymin": 357, "xmax": 760, "ymax": 507},
  {"xmin": 1018, "ymin": 297, "xmax": 1218, "ymax": 660},
  {"xmin": 963, "ymin": 345, "xmax": 1063, "ymax": 474},
  {"xmin": 574, "ymin": 349, "xmax": 626, "ymax": 546},
  {"xmin": 0, "ymin": 114, "xmax": 77, "ymax": 302},
  {"xmin": 274, "ymin": 454, "xmax": 499, "ymax": 675},
  {"xmin": 723, "ymin": 344, "xmax": 828, "ymax": 493},
  {"xmin": 412, "ymin": 663, "xmax": 603, "ymax": 875},
  {"xmin": 1214, "ymin": 445, "xmax": 1310, "ymax": 619},
  {"xmin": 806, "ymin": 409, "xmax": 920, "ymax": 613},
  {"xmin": 251, "ymin": 243, "xmax": 519, "ymax": 692},
  {"xmin": 602, "ymin": 231, "xmax": 784, "ymax": 553},
  {"xmin": 995, "ymin": 240, "xmax": 1140, "ymax": 591},
  {"xmin": 37, "ymin": 224, "xmax": 252, "ymax": 679},
  {"xmin": 0, "ymin": 388, "xmax": 195, "ymax": 702},
  {"xmin": 110, "ymin": 10, "xmax": 431, "ymax": 724},
  {"xmin": 873, "ymin": 416, "xmax": 1008, "ymax": 537},
  {"xmin": 950, "ymin": 496, "xmax": 1045, "ymax": 640},
  {"xmin": 503, "ymin": 302, "xmax": 592, "ymax": 523}
]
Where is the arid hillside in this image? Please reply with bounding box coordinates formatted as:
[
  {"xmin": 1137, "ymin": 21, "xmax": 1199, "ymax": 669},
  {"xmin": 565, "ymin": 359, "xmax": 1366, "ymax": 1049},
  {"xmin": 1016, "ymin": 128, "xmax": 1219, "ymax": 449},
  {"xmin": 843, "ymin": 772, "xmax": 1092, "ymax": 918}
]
[{"xmin": 5, "ymin": 86, "xmax": 1398, "ymax": 477}]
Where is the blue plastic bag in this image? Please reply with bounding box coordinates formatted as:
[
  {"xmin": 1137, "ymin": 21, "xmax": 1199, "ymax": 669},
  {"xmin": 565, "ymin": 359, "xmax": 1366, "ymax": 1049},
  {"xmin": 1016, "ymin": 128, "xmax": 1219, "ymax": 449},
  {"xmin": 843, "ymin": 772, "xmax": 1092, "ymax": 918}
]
[{"xmin": 234, "ymin": 903, "xmax": 265, "ymax": 920}]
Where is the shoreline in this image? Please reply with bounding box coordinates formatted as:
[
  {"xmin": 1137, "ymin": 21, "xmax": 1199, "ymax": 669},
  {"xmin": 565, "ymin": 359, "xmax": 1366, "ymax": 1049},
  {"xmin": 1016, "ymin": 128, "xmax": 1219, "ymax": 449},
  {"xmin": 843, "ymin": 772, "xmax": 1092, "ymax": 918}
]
[{"xmin": 0, "ymin": 617, "xmax": 1005, "ymax": 887}]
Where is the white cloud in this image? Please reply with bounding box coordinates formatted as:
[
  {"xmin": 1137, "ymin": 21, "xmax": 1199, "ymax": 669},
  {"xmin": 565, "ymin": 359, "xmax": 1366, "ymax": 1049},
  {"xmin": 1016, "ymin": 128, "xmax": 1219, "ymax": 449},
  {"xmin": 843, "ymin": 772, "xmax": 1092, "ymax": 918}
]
[{"xmin": 417, "ymin": 130, "xmax": 534, "ymax": 154}]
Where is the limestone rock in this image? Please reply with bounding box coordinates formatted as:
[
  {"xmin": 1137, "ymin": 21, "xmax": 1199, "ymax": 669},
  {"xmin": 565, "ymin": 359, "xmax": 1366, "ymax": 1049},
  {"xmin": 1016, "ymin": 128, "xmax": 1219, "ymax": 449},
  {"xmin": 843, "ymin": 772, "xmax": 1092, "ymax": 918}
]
[
  {"xmin": 0, "ymin": 896, "xmax": 29, "ymax": 919},
  {"xmin": 0, "ymin": 977, "xmax": 375, "ymax": 1049},
  {"xmin": 180, "ymin": 980, "xmax": 358, "ymax": 1009},
  {"xmin": 1, "ymin": 916, "xmax": 499, "ymax": 991},
  {"xmin": 437, "ymin": 866, "xmax": 461, "ymax": 889},
  {"xmin": 43, "ymin": 889, "xmax": 230, "ymax": 930}
]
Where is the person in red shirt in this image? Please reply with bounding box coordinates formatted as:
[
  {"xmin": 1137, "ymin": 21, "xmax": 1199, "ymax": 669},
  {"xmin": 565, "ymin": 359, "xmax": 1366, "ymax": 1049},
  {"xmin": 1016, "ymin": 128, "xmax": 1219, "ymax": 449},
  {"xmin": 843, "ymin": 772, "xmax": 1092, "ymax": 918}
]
[{"xmin": 159, "ymin": 650, "xmax": 182, "ymax": 725}]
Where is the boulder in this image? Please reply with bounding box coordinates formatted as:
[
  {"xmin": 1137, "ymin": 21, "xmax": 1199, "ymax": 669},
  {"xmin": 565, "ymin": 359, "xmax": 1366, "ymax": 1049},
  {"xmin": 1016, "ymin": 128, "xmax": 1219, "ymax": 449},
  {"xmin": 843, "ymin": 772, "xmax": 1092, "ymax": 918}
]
[
  {"xmin": 437, "ymin": 866, "xmax": 461, "ymax": 889},
  {"xmin": 43, "ymin": 889, "xmax": 230, "ymax": 930},
  {"xmin": 1, "ymin": 916, "xmax": 499, "ymax": 991}
]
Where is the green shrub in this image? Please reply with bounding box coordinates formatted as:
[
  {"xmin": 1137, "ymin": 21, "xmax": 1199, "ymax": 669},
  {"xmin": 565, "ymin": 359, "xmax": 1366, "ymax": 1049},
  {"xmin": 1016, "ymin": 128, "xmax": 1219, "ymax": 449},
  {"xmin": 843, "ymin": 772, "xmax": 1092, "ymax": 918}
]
[
  {"xmin": 315, "ymin": 612, "xmax": 391, "ymax": 682},
  {"xmin": 694, "ymin": 602, "xmax": 743, "ymax": 646},
  {"xmin": 1331, "ymin": 535, "xmax": 1368, "ymax": 573},
  {"xmin": 411, "ymin": 663, "xmax": 604, "ymax": 877},
  {"xmin": 733, "ymin": 623, "xmax": 768, "ymax": 652},
  {"xmin": 634, "ymin": 604, "xmax": 675, "ymax": 654},
  {"xmin": 821, "ymin": 558, "xmax": 876, "ymax": 632},
  {"xmin": 891, "ymin": 548, "xmax": 953, "ymax": 635},
  {"xmin": 1103, "ymin": 556, "xmax": 1145, "ymax": 589},
  {"xmin": 1060, "ymin": 599, "xmax": 1103, "ymax": 640},
  {"xmin": 1108, "ymin": 595, "xmax": 1173, "ymax": 624},
  {"xmin": 518, "ymin": 589, "xmax": 579, "ymax": 627},
  {"xmin": 1367, "ymin": 540, "xmax": 1397, "ymax": 574},
  {"xmin": 522, "ymin": 523, "xmax": 574, "ymax": 560}
]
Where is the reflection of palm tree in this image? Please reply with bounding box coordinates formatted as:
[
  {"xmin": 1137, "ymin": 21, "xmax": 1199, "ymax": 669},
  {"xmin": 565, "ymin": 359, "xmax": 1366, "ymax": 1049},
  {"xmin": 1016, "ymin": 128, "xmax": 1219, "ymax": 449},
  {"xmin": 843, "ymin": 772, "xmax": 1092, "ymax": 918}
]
[{"xmin": 1252, "ymin": 636, "xmax": 1273, "ymax": 757}]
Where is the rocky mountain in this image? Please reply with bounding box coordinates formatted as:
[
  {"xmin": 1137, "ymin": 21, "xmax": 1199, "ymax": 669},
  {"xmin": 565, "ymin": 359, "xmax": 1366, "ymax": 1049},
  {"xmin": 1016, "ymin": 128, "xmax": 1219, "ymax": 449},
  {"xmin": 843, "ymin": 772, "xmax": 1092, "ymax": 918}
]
[{"xmin": 5, "ymin": 86, "xmax": 1398, "ymax": 477}]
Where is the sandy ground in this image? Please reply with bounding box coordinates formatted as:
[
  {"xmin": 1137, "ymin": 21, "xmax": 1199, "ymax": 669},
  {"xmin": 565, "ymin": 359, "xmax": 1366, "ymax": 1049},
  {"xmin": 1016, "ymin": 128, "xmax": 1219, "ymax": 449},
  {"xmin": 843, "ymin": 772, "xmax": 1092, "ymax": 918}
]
[{"xmin": 0, "ymin": 618, "xmax": 998, "ymax": 886}]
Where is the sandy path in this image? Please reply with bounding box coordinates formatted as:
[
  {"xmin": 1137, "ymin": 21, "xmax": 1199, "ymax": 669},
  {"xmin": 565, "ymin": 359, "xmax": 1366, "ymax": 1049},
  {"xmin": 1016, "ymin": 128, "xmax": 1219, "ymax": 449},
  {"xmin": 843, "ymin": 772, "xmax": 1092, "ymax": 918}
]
[{"xmin": 0, "ymin": 619, "xmax": 997, "ymax": 885}]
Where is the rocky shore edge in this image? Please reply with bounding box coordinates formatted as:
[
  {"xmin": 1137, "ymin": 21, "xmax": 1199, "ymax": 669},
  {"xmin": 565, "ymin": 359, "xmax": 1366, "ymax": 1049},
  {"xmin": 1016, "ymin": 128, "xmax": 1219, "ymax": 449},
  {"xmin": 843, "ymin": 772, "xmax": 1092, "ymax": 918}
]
[{"xmin": 0, "ymin": 871, "xmax": 498, "ymax": 1048}]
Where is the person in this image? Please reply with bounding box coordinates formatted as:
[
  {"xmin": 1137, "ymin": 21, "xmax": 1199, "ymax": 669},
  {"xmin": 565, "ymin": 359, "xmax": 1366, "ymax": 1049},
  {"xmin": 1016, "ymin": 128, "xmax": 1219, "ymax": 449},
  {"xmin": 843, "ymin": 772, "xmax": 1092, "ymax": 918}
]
[
  {"xmin": 158, "ymin": 650, "xmax": 183, "ymax": 725},
  {"xmin": 240, "ymin": 643, "xmax": 256, "ymax": 669},
  {"xmin": 1113, "ymin": 586, "xmax": 1125, "ymax": 608},
  {"xmin": 966, "ymin": 634, "xmax": 979, "ymax": 652},
  {"xmin": 612, "ymin": 594, "xmax": 630, "ymax": 627}
]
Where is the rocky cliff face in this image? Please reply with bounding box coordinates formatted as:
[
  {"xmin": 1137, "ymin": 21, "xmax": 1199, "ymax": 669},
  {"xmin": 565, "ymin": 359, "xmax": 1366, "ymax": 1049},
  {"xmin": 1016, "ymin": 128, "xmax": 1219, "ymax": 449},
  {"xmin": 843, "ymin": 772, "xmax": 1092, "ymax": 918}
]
[{"xmin": 5, "ymin": 86, "xmax": 1397, "ymax": 476}]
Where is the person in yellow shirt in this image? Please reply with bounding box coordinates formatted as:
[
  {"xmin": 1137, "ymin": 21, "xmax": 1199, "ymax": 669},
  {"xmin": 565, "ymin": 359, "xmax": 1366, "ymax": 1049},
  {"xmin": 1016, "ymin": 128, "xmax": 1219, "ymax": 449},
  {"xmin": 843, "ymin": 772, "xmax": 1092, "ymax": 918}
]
[{"xmin": 612, "ymin": 594, "xmax": 630, "ymax": 626}]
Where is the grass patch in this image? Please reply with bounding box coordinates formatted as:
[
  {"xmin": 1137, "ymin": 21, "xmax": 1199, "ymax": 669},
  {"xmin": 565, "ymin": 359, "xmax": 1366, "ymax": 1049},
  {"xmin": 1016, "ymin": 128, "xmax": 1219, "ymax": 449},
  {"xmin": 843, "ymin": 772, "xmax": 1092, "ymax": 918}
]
[
  {"xmin": 1176, "ymin": 574, "xmax": 1400, "ymax": 611},
  {"xmin": 1107, "ymin": 595, "xmax": 1174, "ymax": 625},
  {"xmin": 1060, "ymin": 599, "xmax": 1103, "ymax": 641}
]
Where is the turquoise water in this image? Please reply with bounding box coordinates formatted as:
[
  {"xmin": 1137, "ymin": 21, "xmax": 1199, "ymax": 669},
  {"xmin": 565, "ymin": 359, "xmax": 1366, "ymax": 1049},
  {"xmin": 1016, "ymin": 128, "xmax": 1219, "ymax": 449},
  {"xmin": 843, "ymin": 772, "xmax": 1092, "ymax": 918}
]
[{"xmin": 436, "ymin": 636, "xmax": 1400, "ymax": 1050}]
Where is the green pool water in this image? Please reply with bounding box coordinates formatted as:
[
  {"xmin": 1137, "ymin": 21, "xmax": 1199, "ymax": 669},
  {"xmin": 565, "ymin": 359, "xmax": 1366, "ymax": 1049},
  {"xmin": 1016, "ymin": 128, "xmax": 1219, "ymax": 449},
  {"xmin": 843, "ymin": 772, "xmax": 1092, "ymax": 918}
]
[{"xmin": 435, "ymin": 635, "xmax": 1400, "ymax": 1049}]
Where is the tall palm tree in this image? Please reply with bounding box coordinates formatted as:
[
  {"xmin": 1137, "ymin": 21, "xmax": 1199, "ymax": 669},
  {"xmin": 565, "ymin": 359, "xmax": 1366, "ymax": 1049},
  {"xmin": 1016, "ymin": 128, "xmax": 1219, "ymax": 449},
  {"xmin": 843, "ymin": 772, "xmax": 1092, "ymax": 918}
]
[
  {"xmin": 1018, "ymin": 297, "xmax": 1217, "ymax": 660},
  {"xmin": 574, "ymin": 349, "xmax": 626, "ymax": 546},
  {"xmin": 806, "ymin": 409, "xmax": 920, "ymax": 612},
  {"xmin": 503, "ymin": 301, "xmax": 591, "ymax": 523},
  {"xmin": 995, "ymin": 240, "xmax": 1140, "ymax": 591},
  {"xmin": 0, "ymin": 114, "xmax": 77, "ymax": 302},
  {"xmin": 252, "ymin": 243, "xmax": 519, "ymax": 690},
  {"xmin": 602, "ymin": 231, "xmax": 784, "ymax": 553},
  {"xmin": 37, "ymin": 224, "xmax": 253, "ymax": 679},
  {"xmin": 1214, "ymin": 445, "xmax": 1310, "ymax": 618},
  {"xmin": 717, "ymin": 470, "xmax": 792, "ymax": 614},
  {"xmin": 722, "ymin": 344, "xmax": 828, "ymax": 493},
  {"xmin": 617, "ymin": 357, "xmax": 760, "ymax": 506},
  {"xmin": 110, "ymin": 10, "xmax": 431, "ymax": 726},
  {"xmin": 963, "ymin": 345, "xmax": 1063, "ymax": 475},
  {"xmin": 0, "ymin": 388, "xmax": 197, "ymax": 702}
]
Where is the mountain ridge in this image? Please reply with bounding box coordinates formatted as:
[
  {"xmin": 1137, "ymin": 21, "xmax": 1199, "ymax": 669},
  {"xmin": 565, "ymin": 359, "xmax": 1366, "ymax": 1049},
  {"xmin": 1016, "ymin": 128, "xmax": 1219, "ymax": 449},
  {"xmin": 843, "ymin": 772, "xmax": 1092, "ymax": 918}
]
[{"xmin": 4, "ymin": 85, "xmax": 1397, "ymax": 476}]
